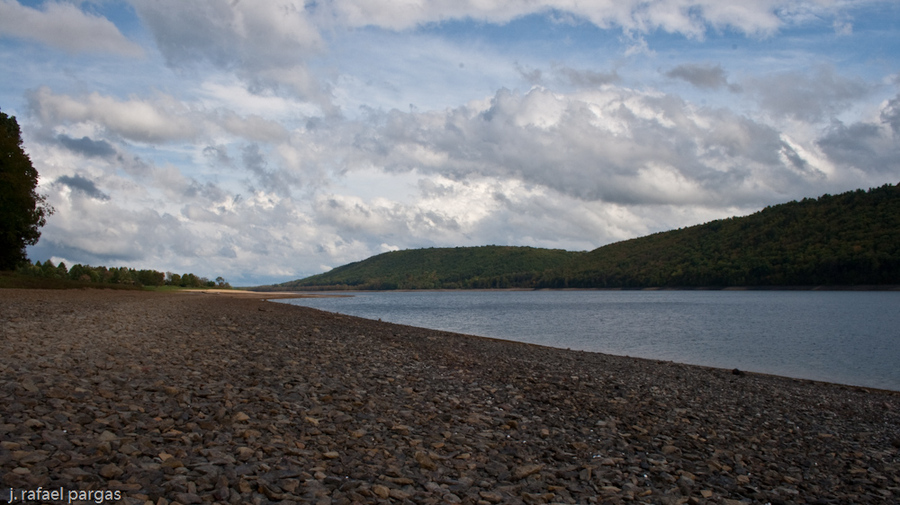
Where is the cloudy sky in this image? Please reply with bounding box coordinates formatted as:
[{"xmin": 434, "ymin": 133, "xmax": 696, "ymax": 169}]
[{"xmin": 2, "ymin": 0, "xmax": 899, "ymax": 285}]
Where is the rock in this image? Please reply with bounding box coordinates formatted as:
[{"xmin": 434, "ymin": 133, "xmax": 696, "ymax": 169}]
[
  {"xmin": 479, "ymin": 491, "xmax": 504, "ymax": 503},
  {"xmin": 513, "ymin": 464, "xmax": 544, "ymax": 480},
  {"xmin": 173, "ymin": 492, "xmax": 202, "ymax": 504},
  {"xmin": 160, "ymin": 459, "xmax": 184, "ymax": 469},
  {"xmin": 236, "ymin": 447, "xmax": 255, "ymax": 461},
  {"xmin": 372, "ymin": 485, "xmax": 390, "ymax": 499},
  {"xmin": 485, "ymin": 461, "xmax": 507, "ymax": 477},
  {"xmin": 281, "ymin": 479, "xmax": 300, "ymax": 493},
  {"xmin": 99, "ymin": 464, "xmax": 124, "ymax": 478},
  {"xmin": 676, "ymin": 475, "xmax": 694, "ymax": 495},
  {"xmin": 14, "ymin": 451, "xmax": 47, "ymax": 464},
  {"xmin": 22, "ymin": 419, "xmax": 43, "ymax": 429},
  {"xmin": 661, "ymin": 445, "xmax": 679, "ymax": 455},
  {"xmin": 388, "ymin": 488, "xmax": 411, "ymax": 499},
  {"xmin": 415, "ymin": 451, "xmax": 437, "ymax": 470}
]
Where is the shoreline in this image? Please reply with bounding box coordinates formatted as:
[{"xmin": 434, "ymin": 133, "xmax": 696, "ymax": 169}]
[
  {"xmin": 251, "ymin": 284, "xmax": 900, "ymax": 293},
  {"xmin": 271, "ymin": 292, "xmax": 900, "ymax": 393},
  {"xmin": 273, "ymin": 298, "xmax": 900, "ymax": 394},
  {"xmin": 2, "ymin": 289, "xmax": 898, "ymax": 504},
  {"xmin": 190, "ymin": 289, "xmax": 349, "ymax": 299}
]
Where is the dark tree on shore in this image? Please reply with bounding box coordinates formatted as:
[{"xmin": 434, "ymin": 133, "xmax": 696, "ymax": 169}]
[{"xmin": 0, "ymin": 109, "xmax": 52, "ymax": 270}]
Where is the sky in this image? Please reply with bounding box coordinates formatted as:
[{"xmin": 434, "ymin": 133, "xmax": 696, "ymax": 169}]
[{"xmin": 1, "ymin": 0, "xmax": 899, "ymax": 286}]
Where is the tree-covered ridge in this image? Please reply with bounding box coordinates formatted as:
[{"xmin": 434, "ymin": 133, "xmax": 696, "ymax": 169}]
[
  {"xmin": 549, "ymin": 183, "xmax": 900, "ymax": 288},
  {"xmin": 270, "ymin": 245, "xmax": 584, "ymax": 290},
  {"xmin": 16, "ymin": 259, "xmax": 231, "ymax": 288},
  {"xmin": 267, "ymin": 183, "xmax": 900, "ymax": 290}
]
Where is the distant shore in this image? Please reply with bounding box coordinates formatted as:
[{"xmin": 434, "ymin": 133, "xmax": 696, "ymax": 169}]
[
  {"xmin": 2, "ymin": 289, "xmax": 898, "ymax": 504},
  {"xmin": 252, "ymin": 284, "xmax": 900, "ymax": 292},
  {"xmin": 192, "ymin": 288, "xmax": 348, "ymax": 299}
]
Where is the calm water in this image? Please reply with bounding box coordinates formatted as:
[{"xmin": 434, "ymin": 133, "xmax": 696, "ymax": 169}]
[{"xmin": 277, "ymin": 290, "xmax": 900, "ymax": 391}]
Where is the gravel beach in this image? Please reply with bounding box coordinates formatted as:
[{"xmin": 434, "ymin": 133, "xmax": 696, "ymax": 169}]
[{"xmin": 1, "ymin": 289, "xmax": 898, "ymax": 505}]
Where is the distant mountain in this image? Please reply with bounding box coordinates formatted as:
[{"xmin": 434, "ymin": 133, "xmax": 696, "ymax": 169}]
[
  {"xmin": 262, "ymin": 183, "xmax": 900, "ymax": 290},
  {"xmin": 266, "ymin": 245, "xmax": 583, "ymax": 290}
]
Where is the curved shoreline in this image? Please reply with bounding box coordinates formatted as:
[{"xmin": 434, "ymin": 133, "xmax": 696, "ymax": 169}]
[{"xmin": 1, "ymin": 289, "xmax": 898, "ymax": 504}]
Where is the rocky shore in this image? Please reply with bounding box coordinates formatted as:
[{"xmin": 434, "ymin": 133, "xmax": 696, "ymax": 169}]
[{"xmin": 1, "ymin": 289, "xmax": 898, "ymax": 504}]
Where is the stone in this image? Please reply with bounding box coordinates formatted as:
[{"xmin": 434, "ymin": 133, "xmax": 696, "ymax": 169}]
[
  {"xmin": 14, "ymin": 451, "xmax": 47, "ymax": 464},
  {"xmin": 479, "ymin": 491, "xmax": 503, "ymax": 503},
  {"xmin": 281, "ymin": 479, "xmax": 300, "ymax": 493},
  {"xmin": 372, "ymin": 485, "xmax": 390, "ymax": 499},
  {"xmin": 160, "ymin": 459, "xmax": 184, "ymax": 469},
  {"xmin": 173, "ymin": 493, "xmax": 202, "ymax": 504},
  {"xmin": 415, "ymin": 451, "xmax": 437, "ymax": 470},
  {"xmin": 236, "ymin": 447, "xmax": 255, "ymax": 461},
  {"xmin": 513, "ymin": 464, "xmax": 544, "ymax": 480},
  {"xmin": 388, "ymin": 488, "xmax": 411, "ymax": 499},
  {"xmin": 99, "ymin": 464, "xmax": 124, "ymax": 478},
  {"xmin": 676, "ymin": 475, "xmax": 694, "ymax": 495}
]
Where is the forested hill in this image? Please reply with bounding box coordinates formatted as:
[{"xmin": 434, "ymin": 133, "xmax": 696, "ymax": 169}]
[
  {"xmin": 269, "ymin": 246, "xmax": 584, "ymax": 290},
  {"xmin": 264, "ymin": 183, "xmax": 900, "ymax": 290},
  {"xmin": 550, "ymin": 183, "xmax": 900, "ymax": 288}
]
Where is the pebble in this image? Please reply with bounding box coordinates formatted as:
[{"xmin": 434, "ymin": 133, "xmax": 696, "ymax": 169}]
[{"xmin": 1, "ymin": 289, "xmax": 898, "ymax": 504}]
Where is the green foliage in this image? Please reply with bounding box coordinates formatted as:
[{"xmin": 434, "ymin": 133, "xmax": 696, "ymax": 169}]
[
  {"xmin": 268, "ymin": 184, "xmax": 900, "ymax": 290},
  {"xmin": 269, "ymin": 245, "xmax": 584, "ymax": 290},
  {"xmin": 0, "ymin": 109, "xmax": 53, "ymax": 270},
  {"xmin": 546, "ymin": 183, "xmax": 900, "ymax": 288},
  {"xmin": 15, "ymin": 260, "xmax": 228, "ymax": 289},
  {"xmin": 0, "ymin": 271, "xmax": 141, "ymax": 290}
]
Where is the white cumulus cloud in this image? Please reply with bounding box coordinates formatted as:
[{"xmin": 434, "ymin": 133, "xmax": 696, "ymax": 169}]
[{"xmin": 0, "ymin": 0, "xmax": 142, "ymax": 56}]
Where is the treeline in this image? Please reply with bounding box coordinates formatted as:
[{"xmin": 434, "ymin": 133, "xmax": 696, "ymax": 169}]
[
  {"xmin": 264, "ymin": 183, "xmax": 900, "ymax": 290},
  {"xmin": 263, "ymin": 246, "xmax": 583, "ymax": 291},
  {"xmin": 16, "ymin": 259, "xmax": 230, "ymax": 288}
]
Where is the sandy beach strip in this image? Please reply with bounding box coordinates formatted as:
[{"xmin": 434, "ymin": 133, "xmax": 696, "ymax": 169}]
[{"xmin": 1, "ymin": 288, "xmax": 898, "ymax": 504}]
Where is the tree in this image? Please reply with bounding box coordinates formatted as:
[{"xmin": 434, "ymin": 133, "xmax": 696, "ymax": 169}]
[
  {"xmin": 167, "ymin": 272, "xmax": 182, "ymax": 286},
  {"xmin": 0, "ymin": 109, "xmax": 52, "ymax": 270}
]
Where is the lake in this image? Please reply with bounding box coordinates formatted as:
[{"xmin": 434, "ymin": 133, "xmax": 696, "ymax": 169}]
[{"xmin": 276, "ymin": 290, "xmax": 900, "ymax": 391}]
